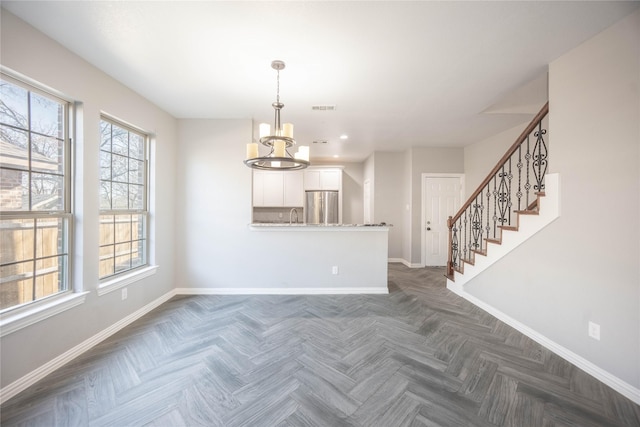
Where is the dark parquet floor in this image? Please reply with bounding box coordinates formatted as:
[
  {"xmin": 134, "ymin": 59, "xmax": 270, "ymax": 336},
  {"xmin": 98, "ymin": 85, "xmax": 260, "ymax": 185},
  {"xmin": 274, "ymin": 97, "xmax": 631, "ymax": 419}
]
[{"xmin": 2, "ymin": 264, "xmax": 639, "ymax": 426}]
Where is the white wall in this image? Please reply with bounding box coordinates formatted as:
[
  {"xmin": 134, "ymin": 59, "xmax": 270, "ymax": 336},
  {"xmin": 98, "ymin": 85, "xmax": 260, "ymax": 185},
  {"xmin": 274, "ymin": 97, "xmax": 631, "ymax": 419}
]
[
  {"xmin": 463, "ymin": 10, "xmax": 640, "ymax": 389},
  {"xmin": 0, "ymin": 11, "xmax": 178, "ymax": 388}
]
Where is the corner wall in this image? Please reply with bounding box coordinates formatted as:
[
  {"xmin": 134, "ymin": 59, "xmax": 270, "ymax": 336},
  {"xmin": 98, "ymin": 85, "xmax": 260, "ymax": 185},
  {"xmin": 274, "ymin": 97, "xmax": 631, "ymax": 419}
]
[
  {"xmin": 462, "ymin": 10, "xmax": 640, "ymax": 391},
  {"xmin": 0, "ymin": 10, "xmax": 178, "ymax": 388}
]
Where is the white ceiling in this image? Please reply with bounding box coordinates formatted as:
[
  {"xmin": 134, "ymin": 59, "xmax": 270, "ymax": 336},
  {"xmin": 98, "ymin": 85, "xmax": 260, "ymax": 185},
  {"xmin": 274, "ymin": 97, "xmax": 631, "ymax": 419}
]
[{"xmin": 2, "ymin": 1, "xmax": 638, "ymax": 162}]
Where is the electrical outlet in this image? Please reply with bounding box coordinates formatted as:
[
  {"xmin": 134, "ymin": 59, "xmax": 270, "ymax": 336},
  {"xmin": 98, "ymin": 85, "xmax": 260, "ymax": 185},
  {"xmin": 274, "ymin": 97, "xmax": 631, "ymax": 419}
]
[
  {"xmin": 121, "ymin": 288, "xmax": 128, "ymax": 301},
  {"xmin": 332, "ymin": 266, "xmax": 339, "ymax": 275},
  {"xmin": 588, "ymin": 321, "xmax": 600, "ymax": 340}
]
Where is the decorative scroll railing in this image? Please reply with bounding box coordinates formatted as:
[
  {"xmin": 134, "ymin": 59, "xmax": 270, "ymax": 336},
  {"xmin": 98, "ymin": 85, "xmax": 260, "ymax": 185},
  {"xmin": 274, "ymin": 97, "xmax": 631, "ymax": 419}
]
[{"xmin": 446, "ymin": 102, "xmax": 549, "ymax": 278}]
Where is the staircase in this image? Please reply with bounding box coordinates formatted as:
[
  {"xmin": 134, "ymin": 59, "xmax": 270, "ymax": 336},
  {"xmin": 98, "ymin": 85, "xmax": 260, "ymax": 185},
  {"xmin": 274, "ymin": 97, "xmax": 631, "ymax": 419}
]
[{"xmin": 446, "ymin": 102, "xmax": 556, "ymax": 287}]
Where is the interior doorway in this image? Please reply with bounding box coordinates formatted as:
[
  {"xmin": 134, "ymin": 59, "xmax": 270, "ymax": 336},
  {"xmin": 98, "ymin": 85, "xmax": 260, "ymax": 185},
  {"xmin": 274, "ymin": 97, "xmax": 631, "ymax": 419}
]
[{"xmin": 422, "ymin": 174, "xmax": 464, "ymax": 266}]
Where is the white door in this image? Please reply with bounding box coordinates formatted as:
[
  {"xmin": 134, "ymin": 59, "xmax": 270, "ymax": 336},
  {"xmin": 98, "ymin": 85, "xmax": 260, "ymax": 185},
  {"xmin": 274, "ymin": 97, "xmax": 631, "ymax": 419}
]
[{"xmin": 424, "ymin": 176, "xmax": 462, "ymax": 266}]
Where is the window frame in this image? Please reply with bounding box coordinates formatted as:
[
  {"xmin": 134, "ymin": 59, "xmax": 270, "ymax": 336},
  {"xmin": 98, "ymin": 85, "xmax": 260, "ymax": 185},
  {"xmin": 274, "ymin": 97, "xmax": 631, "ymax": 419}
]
[
  {"xmin": 0, "ymin": 72, "xmax": 74, "ymax": 315},
  {"xmin": 98, "ymin": 116, "xmax": 150, "ymax": 281}
]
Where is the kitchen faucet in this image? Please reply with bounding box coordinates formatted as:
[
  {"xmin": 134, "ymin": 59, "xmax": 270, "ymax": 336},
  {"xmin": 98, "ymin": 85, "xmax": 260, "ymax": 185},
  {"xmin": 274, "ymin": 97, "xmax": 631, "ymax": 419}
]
[{"xmin": 289, "ymin": 208, "xmax": 299, "ymax": 224}]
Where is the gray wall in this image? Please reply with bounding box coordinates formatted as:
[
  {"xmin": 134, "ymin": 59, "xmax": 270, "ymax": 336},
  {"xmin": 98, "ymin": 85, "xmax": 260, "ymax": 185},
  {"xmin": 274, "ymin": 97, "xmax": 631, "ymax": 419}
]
[
  {"xmin": 359, "ymin": 148, "xmax": 464, "ymax": 265},
  {"xmin": 363, "ymin": 153, "xmax": 375, "ymax": 224},
  {"xmin": 402, "ymin": 149, "xmax": 413, "ymax": 263},
  {"xmin": 0, "ymin": 11, "xmax": 178, "ymax": 388},
  {"xmin": 175, "ymin": 120, "xmax": 389, "ymax": 290},
  {"xmin": 463, "ymin": 10, "xmax": 640, "ymax": 388},
  {"xmin": 464, "ymin": 123, "xmax": 528, "ymax": 192},
  {"xmin": 464, "ymin": 116, "xmax": 550, "ymax": 194},
  {"xmin": 409, "ymin": 147, "xmax": 465, "ymax": 265},
  {"xmin": 372, "ymin": 152, "xmax": 405, "ymax": 259}
]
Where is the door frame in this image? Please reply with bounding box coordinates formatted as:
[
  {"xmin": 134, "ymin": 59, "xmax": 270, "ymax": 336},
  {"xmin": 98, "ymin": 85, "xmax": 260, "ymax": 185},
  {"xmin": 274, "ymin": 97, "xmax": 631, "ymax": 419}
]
[{"xmin": 421, "ymin": 173, "xmax": 465, "ymax": 267}]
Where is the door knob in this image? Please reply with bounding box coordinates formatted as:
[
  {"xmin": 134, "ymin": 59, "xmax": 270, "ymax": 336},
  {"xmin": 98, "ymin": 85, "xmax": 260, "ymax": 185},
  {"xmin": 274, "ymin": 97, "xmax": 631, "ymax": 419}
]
[{"xmin": 427, "ymin": 227, "xmax": 431, "ymax": 231}]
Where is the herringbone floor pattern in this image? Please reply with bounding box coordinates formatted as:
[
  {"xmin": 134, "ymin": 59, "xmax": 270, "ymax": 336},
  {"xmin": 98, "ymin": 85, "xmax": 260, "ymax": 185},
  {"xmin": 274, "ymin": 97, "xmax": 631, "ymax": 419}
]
[{"xmin": 2, "ymin": 264, "xmax": 639, "ymax": 426}]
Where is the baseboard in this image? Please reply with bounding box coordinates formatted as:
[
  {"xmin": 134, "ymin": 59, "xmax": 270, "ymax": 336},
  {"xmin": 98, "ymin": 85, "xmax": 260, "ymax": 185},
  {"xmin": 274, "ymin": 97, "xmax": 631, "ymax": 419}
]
[
  {"xmin": 0, "ymin": 289, "xmax": 177, "ymax": 405},
  {"xmin": 389, "ymin": 258, "xmax": 424, "ymax": 268},
  {"xmin": 175, "ymin": 287, "xmax": 389, "ymax": 295},
  {"xmin": 448, "ymin": 285, "xmax": 640, "ymax": 406}
]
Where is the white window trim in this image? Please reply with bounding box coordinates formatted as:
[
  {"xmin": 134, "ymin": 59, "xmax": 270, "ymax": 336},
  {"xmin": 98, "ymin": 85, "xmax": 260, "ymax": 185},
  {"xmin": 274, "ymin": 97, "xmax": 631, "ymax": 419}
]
[
  {"xmin": 97, "ymin": 264, "xmax": 158, "ymax": 297},
  {"xmin": 0, "ymin": 70, "xmax": 76, "ymax": 323},
  {"xmin": 98, "ymin": 116, "xmax": 150, "ymax": 279},
  {"xmin": 0, "ymin": 291, "xmax": 89, "ymax": 337}
]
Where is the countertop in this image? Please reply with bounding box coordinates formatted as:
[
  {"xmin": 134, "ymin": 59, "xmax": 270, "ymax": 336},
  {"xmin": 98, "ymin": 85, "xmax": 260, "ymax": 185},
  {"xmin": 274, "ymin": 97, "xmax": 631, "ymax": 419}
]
[{"xmin": 249, "ymin": 223, "xmax": 391, "ymax": 231}]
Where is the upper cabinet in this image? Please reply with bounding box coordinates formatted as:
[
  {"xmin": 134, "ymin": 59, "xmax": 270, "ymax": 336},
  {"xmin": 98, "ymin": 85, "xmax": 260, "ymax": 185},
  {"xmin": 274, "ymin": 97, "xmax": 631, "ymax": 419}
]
[
  {"xmin": 253, "ymin": 170, "xmax": 303, "ymax": 207},
  {"xmin": 303, "ymin": 168, "xmax": 342, "ymax": 191}
]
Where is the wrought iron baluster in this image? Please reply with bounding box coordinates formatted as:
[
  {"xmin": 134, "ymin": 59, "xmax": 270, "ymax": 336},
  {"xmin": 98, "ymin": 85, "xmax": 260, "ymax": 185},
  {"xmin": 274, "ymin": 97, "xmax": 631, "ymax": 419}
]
[
  {"xmin": 451, "ymin": 220, "xmax": 459, "ymax": 269},
  {"xmin": 485, "ymin": 186, "xmax": 491, "ymax": 250},
  {"xmin": 533, "ymin": 122, "xmax": 548, "ymax": 192},
  {"xmin": 497, "ymin": 164, "xmax": 510, "ymax": 227},
  {"xmin": 462, "ymin": 210, "xmax": 467, "ymax": 263},
  {"xmin": 517, "ymin": 145, "xmax": 523, "ymax": 211},
  {"xmin": 507, "ymin": 157, "xmax": 513, "ymax": 225},
  {"xmin": 471, "ymin": 193, "xmax": 482, "ymax": 250},
  {"xmin": 492, "ymin": 175, "xmax": 498, "ymax": 238},
  {"xmin": 468, "ymin": 206, "xmax": 473, "ymax": 257},
  {"xmin": 525, "ymin": 135, "xmax": 531, "ymax": 207}
]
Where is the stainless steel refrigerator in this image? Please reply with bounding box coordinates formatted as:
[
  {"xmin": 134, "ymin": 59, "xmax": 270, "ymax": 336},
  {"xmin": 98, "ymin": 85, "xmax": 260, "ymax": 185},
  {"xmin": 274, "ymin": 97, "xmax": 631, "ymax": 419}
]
[{"xmin": 305, "ymin": 190, "xmax": 339, "ymax": 224}]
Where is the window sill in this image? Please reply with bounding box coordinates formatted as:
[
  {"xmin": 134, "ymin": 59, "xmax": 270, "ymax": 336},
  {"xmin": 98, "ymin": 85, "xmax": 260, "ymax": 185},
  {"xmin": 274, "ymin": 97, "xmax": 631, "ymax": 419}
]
[
  {"xmin": 0, "ymin": 291, "xmax": 90, "ymax": 337},
  {"xmin": 97, "ymin": 265, "xmax": 159, "ymax": 297}
]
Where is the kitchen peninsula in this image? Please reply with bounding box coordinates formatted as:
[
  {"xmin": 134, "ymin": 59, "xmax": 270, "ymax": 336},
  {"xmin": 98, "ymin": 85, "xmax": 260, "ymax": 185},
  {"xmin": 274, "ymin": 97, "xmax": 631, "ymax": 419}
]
[{"xmin": 248, "ymin": 223, "xmax": 390, "ymax": 294}]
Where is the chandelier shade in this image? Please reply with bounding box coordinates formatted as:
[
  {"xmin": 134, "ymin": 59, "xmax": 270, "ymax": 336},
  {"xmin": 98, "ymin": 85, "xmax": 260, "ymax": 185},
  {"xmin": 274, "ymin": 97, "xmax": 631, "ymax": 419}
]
[{"xmin": 244, "ymin": 60, "xmax": 310, "ymax": 171}]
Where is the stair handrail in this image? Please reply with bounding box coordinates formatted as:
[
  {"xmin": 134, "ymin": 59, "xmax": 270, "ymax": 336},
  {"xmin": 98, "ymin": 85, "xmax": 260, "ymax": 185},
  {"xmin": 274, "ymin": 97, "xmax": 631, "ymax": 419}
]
[{"xmin": 447, "ymin": 102, "xmax": 549, "ymax": 278}]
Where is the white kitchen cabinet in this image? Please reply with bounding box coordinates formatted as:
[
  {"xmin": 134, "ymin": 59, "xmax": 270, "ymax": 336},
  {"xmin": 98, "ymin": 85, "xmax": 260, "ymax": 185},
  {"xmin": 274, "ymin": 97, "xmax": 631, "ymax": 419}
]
[
  {"xmin": 303, "ymin": 168, "xmax": 342, "ymax": 191},
  {"xmin": 253, "ymin": 170, "xmax": 303, "ymax": 207},
  {"xmin": 283, "ymin": 172, "xmax": 304, "ymax": 206}
]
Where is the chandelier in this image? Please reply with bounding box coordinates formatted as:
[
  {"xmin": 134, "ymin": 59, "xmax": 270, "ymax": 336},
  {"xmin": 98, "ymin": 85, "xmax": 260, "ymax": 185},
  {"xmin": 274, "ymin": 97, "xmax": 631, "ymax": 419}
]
[{"xmin": 244, "ymin": 60, "xmax": 310, "ymax": 170}]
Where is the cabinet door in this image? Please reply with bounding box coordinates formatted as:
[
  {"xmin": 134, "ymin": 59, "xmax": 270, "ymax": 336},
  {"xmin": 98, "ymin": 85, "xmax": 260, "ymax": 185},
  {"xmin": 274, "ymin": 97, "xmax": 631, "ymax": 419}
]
[
  {"xmin": 303, "ymin": 170, "xmax": 321, "ymax": 190},
  {"xmin": 284, "ymin": 171, "xmax": 304, "ymax": 206},
  {"xmin": 252, "ymin": 171, "xmax": 265, "ymax": 206},
  {"xmin": 263, "ymin": 172, "xmax": 284, "ymax": 206},
  {"xmin": 321, "ymin": 170, "xmax": 341, "ymax": 190},
  {"xmin": 253, "ymin": 171, "xmax": 285, "ymax": 207}
]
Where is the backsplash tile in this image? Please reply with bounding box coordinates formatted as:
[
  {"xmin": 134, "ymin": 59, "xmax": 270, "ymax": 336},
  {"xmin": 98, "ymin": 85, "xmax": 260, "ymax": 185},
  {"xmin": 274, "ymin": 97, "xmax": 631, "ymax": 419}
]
[{"xmin": 253, "ymin": 207, "xmax": 303, "ymax": 224}]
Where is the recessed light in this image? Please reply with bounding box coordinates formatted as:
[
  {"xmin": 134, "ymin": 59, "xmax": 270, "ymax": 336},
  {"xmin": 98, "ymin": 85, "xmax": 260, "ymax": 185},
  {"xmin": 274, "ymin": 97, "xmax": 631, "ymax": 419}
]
[
  {"xmin": 339, "ymin": 134, "xmax": 348, "ymax": 140},
  {"xmin": 333, "ymin": 155, "xmax": 339, "ymax": 158}
]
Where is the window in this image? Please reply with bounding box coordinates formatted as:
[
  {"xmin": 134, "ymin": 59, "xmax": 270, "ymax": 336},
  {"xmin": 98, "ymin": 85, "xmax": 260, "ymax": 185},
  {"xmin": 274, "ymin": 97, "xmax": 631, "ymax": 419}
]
[
  {"xmin": 0, "ymin": 74, "xmax": 71, "ymax": 312},
  {"xmin": 99, "ymin": 117, "xmax": 148, "ymax": 279}
]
